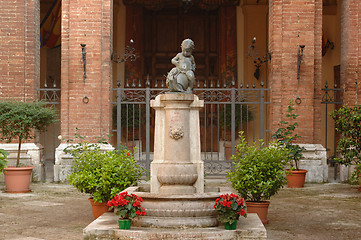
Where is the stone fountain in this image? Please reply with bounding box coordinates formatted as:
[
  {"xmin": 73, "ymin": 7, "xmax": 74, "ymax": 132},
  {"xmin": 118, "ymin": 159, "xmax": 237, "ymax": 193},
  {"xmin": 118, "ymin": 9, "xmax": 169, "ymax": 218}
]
[{"xmin": 83, "ymin": 39, "xmax": 266, "ymax": 239}]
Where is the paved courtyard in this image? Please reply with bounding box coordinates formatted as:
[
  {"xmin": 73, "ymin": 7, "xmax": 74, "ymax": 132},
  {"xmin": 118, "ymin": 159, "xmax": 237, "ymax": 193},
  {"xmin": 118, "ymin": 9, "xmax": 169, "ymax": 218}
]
[{"xmin": 0, "ymin": 181, "xmax": 360, "ymax": 240}]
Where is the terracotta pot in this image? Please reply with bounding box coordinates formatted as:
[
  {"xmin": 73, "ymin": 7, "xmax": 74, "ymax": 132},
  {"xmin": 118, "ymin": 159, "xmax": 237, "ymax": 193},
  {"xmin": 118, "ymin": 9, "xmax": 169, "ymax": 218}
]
[
  {"xmin": 246, "ymin": 201, "xmax": 270, "ymax": 225},
  {"xmin": 89, "ymin": 198, "xmax": 110, "ymax": 219},
  {"xmin": 3, "ymin": 166, "xmax": 34, "ymax": 193},
  {"xmin": 286, "ymin": 169, "xmax": 308, "ymax": 188},
  {"xmin": 224, "ymin": 141, "xmax": 232, "ymax": 160}
]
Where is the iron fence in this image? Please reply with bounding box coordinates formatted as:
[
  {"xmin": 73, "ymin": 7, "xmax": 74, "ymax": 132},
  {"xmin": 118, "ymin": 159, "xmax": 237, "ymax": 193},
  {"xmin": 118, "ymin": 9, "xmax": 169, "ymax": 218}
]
[{"xmin": 112, "ymin": 85, "xmax": 270, "ymax": 176}]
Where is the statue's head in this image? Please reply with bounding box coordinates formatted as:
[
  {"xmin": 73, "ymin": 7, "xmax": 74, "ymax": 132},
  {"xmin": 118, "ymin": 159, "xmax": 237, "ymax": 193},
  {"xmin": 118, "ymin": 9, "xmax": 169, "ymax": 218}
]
[{"xmin": 181, "ymin": 39, "xmax": 194, "ymax": 56}]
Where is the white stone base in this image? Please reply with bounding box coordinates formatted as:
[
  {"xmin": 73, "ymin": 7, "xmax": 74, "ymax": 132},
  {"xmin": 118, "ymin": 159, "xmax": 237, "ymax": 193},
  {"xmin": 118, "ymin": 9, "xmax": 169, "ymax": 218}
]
[
  {"xmin": 297, "ymin": 144, "xmax": 328, "ymax": 183},
  {"xmin": 83, "ymin": 212, "xmax": 266, "ymax": 240},
  {"xmin": 0, "ymin": 143, "xmax": 44, "ymax": 182},
  {"xmin": 339, "ymin": 164, "xmax": 357, "ymax": 182},
  {"xmin": 54, "ymin": 143, "xmax": 114, "ymax": 182}
]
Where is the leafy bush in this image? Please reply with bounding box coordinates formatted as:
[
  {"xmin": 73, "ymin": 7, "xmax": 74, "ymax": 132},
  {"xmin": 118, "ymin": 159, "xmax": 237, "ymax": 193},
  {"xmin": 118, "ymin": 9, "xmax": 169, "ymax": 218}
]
[
  {"xmin": 227, "ymin": 132, "xmax": 289, "ymax": 202},
  {"xmin": 330, "ymin": 105, "xmax": 361, "ymax": 183},
  {"xmin": 0, "ymin": 149, "xmax": 9, "ymax": 175},
  {"xmin": 66, "ymin": 136, "xmax": 144, "ymax": 203},
  {"xmin": 271, "ymin": 101, "xmax": 305, "ymax": 170},
  {"xmin": 0, "ymin": 101, "xmax": 56, "ymax": 167}
]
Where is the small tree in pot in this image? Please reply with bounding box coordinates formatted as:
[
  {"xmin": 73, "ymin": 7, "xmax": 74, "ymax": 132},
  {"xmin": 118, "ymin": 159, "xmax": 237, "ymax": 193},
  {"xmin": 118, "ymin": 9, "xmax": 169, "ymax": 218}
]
[
  {"xmin": 227, "ymin": 132, "xmax": 289, "ymax": 224},
  {"xmin": 271, "ymin": 101, "xmax": 307, "ymax": 188},
  {"xmin": 0, "ymin": 101, "xmax": 56, "ymax": 192}
]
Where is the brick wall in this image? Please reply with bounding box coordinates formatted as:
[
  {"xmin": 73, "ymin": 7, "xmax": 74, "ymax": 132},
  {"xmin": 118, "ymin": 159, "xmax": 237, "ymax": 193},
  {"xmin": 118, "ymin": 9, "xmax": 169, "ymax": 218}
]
[
  {"xmin": 269, "ymin": 0, "xmax": 323, "ymax": 144},
  {"xmin": 0, "ymin": 0, "xmax": 40, "ymax": 101},
  {"xmin": 341, "ymin": 0, "xmax": 361, "ymax": 106},
  {"xmin": 61, "ymin": 0, "xmax": 113, "ymax": 142}
]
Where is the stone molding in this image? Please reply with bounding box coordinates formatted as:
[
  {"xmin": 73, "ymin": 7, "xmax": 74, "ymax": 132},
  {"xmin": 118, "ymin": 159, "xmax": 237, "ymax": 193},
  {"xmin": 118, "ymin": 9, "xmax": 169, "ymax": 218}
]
[{"xmin": 54, "ymin": 143, "xmax": 114, "ymax": 182}]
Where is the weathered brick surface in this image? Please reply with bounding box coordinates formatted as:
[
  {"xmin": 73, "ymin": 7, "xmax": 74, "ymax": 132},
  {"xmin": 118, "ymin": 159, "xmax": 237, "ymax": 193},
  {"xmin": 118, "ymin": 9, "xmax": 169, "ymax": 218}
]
[
  {"xmin": 0, "ymin": 0, "xmax": 39, "ymax": 101},
  {"xmin": 269, "ymin": 0, "xmax": 323, "ymax": 144},
  {"xmin": 61, "ymin": 0, "xmax": 112, "ymax": 141},
  {"xmin": 341, "ymin": 0, "xmax": 361, "ymax": 106}
]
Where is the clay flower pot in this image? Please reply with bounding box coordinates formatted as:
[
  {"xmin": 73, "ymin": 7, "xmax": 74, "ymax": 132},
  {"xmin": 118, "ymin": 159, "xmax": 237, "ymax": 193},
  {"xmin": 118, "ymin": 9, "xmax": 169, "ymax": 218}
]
[
  {"xmin": 246, "ymin": 201, "xmax": 270, "ymax": 225},
  {"xmin": 3, "ymin": 166, "xmax": 34, "ymax": 193},
  {"xmin": 286, "ymin": 169, "xmax": 308, "ymax": 188},
  {"xmin": 89, "ymin": 198, "xmax": 111, "ymax": 219}
]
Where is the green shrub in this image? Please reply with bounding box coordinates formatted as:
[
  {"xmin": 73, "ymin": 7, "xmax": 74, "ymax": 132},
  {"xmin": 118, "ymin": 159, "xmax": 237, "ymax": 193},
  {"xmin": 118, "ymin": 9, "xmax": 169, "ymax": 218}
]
[
  {"xmin": 66, "ymin": 136, "xmax": 144, "ymax": 203},
  {"xmin": 0, "ymin": 149, "xmax": 9, "ymax": 175},
  {"xmin": 330, "ymin": 105, "xmax": 361, "ymax": 183},
  {"xmin": 227, "ymin": 132, "xmax": 289, "ymax": 202}
]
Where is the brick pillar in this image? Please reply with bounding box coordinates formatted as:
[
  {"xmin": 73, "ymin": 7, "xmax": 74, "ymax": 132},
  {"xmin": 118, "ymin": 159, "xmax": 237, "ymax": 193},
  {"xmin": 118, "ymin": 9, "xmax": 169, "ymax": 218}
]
[
  {"xmin": 341, "ymin": 0, "xmax": 361, "ymax": 106},
  {"xmin": 61, "ymin": 0, "xmax": 113, "ymax": 141},
  {"xmin": 0, "ymin": 0, "xmax": 44, "ymax": 181},
  {"xmin": 0, "ymin": 0, "xmax": 40, "ymax": 100},
  {"xmin": 269, "ymin": 0, "xmax": 323, "ymax": 144}
]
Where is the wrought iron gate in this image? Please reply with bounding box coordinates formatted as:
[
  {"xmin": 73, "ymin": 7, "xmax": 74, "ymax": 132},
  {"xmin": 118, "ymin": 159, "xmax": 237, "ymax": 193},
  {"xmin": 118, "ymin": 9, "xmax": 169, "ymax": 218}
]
[
  {"xmin": 321, "ymin": 81, "xmax": 343, "ymax": 180},
  {"xmin": 112, "ymin": 84, "xmax": 270, "ymax": 176}
]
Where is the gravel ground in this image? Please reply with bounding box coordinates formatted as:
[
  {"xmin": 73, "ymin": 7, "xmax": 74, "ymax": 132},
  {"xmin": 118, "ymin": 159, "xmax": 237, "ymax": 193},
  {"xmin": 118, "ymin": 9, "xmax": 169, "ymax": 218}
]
[{"xmin": 0, "ymin": 182, "xmax": 360, "ymax": 240}]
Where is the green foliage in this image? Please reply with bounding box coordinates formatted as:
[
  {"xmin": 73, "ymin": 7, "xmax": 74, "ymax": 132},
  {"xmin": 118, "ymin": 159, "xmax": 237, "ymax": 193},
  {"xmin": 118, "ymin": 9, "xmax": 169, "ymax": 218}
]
[
  {"xmin": 330, "ymin": 105, "xmax": 361, "ymax": 183},
  {"xmin": 66, "ymin": 135, "xmax": 144, "ymax": 203},
  {"xmin": 0, "ymin": 101, "xmax": 56, "ymax": 167},
  {"xmin": 0, "ymin": 149, "xmax": 9, "ymax": 174},
  {"xmin": 228, "ymin": 132, "xmax": 289, "ymax": 202},
  {"xmin": 271, "ymin": 101, "xmax": 305, "ymax": 170}
]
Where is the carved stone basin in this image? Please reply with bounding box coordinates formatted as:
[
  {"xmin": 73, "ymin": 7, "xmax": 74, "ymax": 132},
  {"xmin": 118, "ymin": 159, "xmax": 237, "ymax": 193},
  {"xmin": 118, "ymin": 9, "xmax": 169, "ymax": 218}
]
[{"xmin": 125, "ymin": 185, "xmax": 228, "ymax": 228}]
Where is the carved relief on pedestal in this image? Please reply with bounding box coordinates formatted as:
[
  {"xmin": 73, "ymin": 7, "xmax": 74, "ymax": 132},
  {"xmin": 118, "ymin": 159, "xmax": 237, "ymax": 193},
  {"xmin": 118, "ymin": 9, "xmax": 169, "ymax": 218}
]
[{"xmin": 169, "ymin": 126, "xmax": 184, "ymax": 140}]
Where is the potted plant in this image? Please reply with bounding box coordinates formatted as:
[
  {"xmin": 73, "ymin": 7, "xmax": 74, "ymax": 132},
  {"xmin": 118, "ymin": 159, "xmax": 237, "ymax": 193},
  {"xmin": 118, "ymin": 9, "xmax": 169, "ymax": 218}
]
[
  {"xmin": 330, "ymin": 105, "xmax": 361, "ymax": 190},
  {"xmin": 227, "ymin": 132, "xmax": 289, "ymax": 224},
  {"xmin": 65, "ymin": 135, "xmax": 144, "ymax": 219},
  {"xmin": 107, "ymin": 191, "xmax": 146, "ymax": 229},
  {"xmin": 213, "ymin": 193, "xmax": 247, "ymax": 230},
  {"xmin": 271, "ymin": 101, "xmax": 307, "ymax": 188},
  {"xmin": 0, "ymin": 101, "xmax": 56, "ymax": 192}
]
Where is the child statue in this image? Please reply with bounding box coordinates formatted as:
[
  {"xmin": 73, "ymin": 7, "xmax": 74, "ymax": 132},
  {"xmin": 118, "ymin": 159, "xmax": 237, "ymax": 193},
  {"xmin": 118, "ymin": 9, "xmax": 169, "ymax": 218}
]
[{"xmin": 166, "ymin": 39, "xmax": 196, "ymax": 93}]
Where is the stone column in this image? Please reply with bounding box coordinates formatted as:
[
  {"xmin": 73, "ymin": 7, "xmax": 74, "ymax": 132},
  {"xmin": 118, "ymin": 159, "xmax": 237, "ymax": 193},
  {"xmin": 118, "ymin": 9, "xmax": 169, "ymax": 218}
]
[{"xmin": 150, "ymin": 93, "xmax": 204, "ymax": 194}]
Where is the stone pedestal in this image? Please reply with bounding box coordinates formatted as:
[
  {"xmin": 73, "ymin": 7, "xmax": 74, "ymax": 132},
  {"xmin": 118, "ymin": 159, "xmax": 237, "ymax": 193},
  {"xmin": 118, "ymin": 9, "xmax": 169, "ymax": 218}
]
[
  {"xmin": 297, "ymin": 144, "xmax": 328, "ymax": 183},
  {"xmin": 150, "ymin": 93, "xmax": 204, "ymax": 194}
]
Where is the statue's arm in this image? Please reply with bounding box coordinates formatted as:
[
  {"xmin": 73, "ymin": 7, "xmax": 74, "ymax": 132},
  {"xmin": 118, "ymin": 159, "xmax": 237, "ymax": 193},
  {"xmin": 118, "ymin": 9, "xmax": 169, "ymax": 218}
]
[
  {"xmin": 171, "ymin": 53, "xmax": 181, "ymax": 67},
  {"xmin": 191, "ymin": 55, "xmax": 196, "ymax": 71}
]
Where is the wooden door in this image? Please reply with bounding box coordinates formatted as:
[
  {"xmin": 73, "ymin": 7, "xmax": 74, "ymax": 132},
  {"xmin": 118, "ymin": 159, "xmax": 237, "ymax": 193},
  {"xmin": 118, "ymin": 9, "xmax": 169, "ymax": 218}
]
[{"xmin": 143, "ymin": 7, "xmax": 219, "ymax": 87}]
